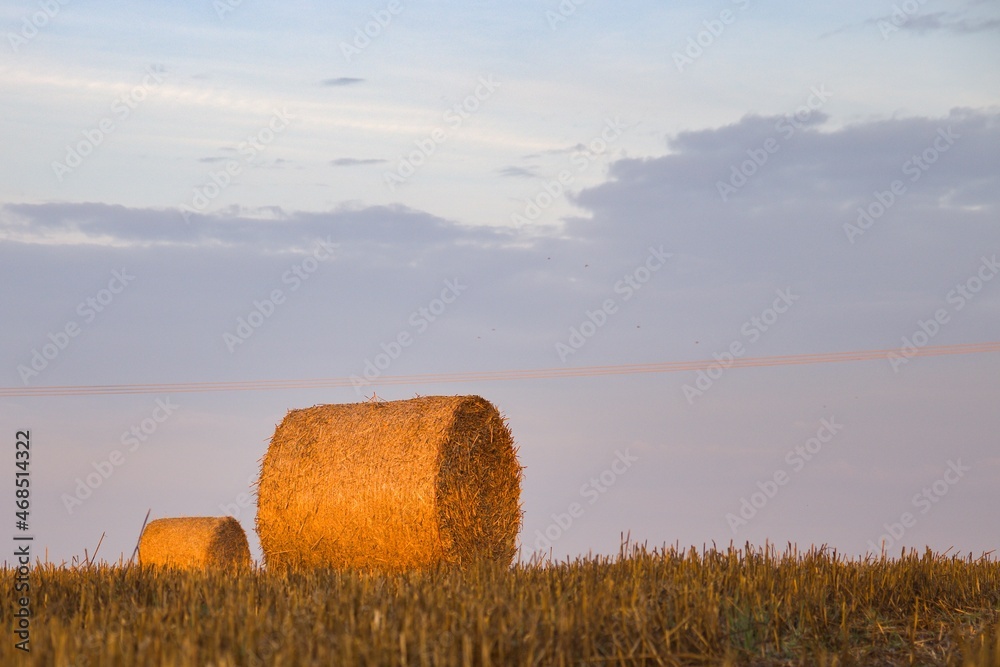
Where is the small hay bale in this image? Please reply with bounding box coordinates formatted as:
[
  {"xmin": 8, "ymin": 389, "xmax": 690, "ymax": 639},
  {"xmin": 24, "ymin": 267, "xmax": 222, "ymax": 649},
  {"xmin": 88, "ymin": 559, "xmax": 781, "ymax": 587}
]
[
  {"xmin": 256, "ymin": 395, "xmax": 523, "ymax": 571},
  {"xmin": 138, "ymin": 516, "xmax": 251, "ymax": 571}
]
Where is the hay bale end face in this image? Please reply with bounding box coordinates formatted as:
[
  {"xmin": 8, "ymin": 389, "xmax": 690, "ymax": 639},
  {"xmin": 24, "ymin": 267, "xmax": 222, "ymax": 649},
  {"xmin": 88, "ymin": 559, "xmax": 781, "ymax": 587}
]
[
  {"xmin": 256, "ymin": 395, "xmax": 523, "ymax": 571},
  {"xmin": 139, "ymin": 516, "xmax": 251, "ymax": 571}
]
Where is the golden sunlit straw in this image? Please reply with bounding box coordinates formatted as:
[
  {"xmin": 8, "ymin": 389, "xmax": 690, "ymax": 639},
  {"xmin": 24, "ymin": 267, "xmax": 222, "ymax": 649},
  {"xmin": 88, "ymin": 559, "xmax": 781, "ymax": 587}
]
[
  {"xmin": 257, "ymin": 395, "xmax": 522, "ymax": 571},
  {"xmin": 1, "ymin": 341, "xmax": 998, "ymax": 397},
  {"xmin": 137, "ymin": 517, "xmax": 252, "ymax": 571}
]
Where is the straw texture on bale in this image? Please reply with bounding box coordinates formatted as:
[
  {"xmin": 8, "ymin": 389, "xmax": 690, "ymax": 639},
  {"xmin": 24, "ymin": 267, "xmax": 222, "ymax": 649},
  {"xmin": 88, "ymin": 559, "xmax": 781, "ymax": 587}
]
[
  {"xmin": 138, "ymin": 517, "xmax": 251, "ymax": 571},
  {"xmin": 256, "ymin": 395, "xmax": 523, "ymax": 571}
]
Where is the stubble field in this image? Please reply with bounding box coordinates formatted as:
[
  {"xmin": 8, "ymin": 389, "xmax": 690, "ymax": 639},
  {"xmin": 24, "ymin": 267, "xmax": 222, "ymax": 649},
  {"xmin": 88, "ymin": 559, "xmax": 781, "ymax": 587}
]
[{"xmin": 3, "ymin": 543, "xmax": 998, "ymax": 666}]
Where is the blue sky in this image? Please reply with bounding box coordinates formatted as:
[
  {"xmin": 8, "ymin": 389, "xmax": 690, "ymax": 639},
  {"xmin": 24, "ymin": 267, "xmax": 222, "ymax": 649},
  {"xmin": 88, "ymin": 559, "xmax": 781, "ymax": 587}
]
[{"xmin": 1, "ymin": 0, "xmax": 999, "ymax": 565}]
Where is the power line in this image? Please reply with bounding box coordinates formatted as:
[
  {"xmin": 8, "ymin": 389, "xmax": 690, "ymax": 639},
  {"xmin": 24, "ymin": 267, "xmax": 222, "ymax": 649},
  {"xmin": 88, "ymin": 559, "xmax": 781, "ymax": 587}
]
[{"xmin": 2, "ymin": 341, "xmax": 998, "ymax": 398}]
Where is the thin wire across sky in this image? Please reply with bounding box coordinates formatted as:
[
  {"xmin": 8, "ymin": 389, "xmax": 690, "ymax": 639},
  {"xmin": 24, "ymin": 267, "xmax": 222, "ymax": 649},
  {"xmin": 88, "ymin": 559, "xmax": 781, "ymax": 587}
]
[{"xmin": 2, "ymin": 342, "xmax": 998, "ymax": 398}]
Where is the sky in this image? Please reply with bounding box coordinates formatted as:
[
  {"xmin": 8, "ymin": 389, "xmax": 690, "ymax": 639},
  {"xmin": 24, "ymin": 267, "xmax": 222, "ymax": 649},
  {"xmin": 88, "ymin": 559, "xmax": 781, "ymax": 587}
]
[{"xmin": 1, "ymin": 0, "xmax": 999, "ymax": 566}]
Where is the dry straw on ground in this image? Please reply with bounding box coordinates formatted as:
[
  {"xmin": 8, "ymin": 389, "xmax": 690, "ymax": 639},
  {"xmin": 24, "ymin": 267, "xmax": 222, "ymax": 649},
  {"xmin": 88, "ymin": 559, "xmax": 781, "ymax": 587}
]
[
  {"xmin": 138, "ymin": 517, "xmax": 251, "ymax": 571},
  {"xmin": 256, "ymin": 395, "xmax": 523, "ymax": 571}
]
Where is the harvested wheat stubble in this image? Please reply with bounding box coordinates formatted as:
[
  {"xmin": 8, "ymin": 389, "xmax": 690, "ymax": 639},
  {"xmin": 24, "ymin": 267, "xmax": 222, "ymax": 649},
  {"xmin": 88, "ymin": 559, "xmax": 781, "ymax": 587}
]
[
  {"xmin": 138, "ymin": 516, "xmax": 251, "ymax": 570},
  {"xmin": 256, "ymin": 395, "xmax": 523, "ymax": 571}
]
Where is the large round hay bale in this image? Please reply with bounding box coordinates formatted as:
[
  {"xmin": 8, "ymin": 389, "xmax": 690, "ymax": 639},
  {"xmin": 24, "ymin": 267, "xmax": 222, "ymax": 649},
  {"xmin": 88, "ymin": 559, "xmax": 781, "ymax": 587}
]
[
  {"xmin": 139, "ymin": 516, "xmax": 251, "ymax": 570},
  {"xmin": 256, "ymin": 395, "xmax": 523, "ymax": 571}
]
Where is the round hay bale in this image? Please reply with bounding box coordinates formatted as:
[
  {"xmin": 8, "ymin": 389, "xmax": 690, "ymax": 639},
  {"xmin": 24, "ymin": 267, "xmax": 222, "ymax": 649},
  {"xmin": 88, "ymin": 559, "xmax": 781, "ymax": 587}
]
[
  {"xmin": 256, "ymin": 395, "xmax": 523, "ymax": 571},
  {"xmin": 139, "ymin": 516, "xmax": 251, "ymax": 571}
]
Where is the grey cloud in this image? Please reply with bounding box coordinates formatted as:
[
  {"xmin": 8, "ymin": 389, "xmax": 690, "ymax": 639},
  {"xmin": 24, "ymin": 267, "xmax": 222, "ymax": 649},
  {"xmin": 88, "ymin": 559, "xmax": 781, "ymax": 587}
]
[
  {"xmin": 6, "ymin": 109, "xmax": 998, "ymax": 264},
  {"xmin": 498, "ymin": 166, "xmax": 537, "ymax": 178},
  {"xmin": 321, "ymin": 77, "xmax": 365, "ymax": 87},
  {"xmin": 521, "ymin": 144, "xmax": 587, "ymax": 160},
  {"xmin": 566, "ymin": 107, "xmax": 1000, "ymax": 348},
  {"xmin": 820, "ymin": 0, "xmax": 1000, "ymax": 39},
  {"xmin": 330, "ymin": 158, "xmax": 388, "ymax": 167},
  {"xmin": 889, "ymin": 11, "xmax": 1000, "ymax": 33},
  {"xmin": 824, "ymin": 7, "xmax": 1000, "ymax": 38},
  {"xmin": 4, "ymin": 109, "xmax": 998, "ymax": 360},
  {"xmin": 574, "ymin": 108, "xmax": 998, "ymax": 228},
  {"xmin": 0, "ymin": 202, "xmax": 516, "ymax": 253}
]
